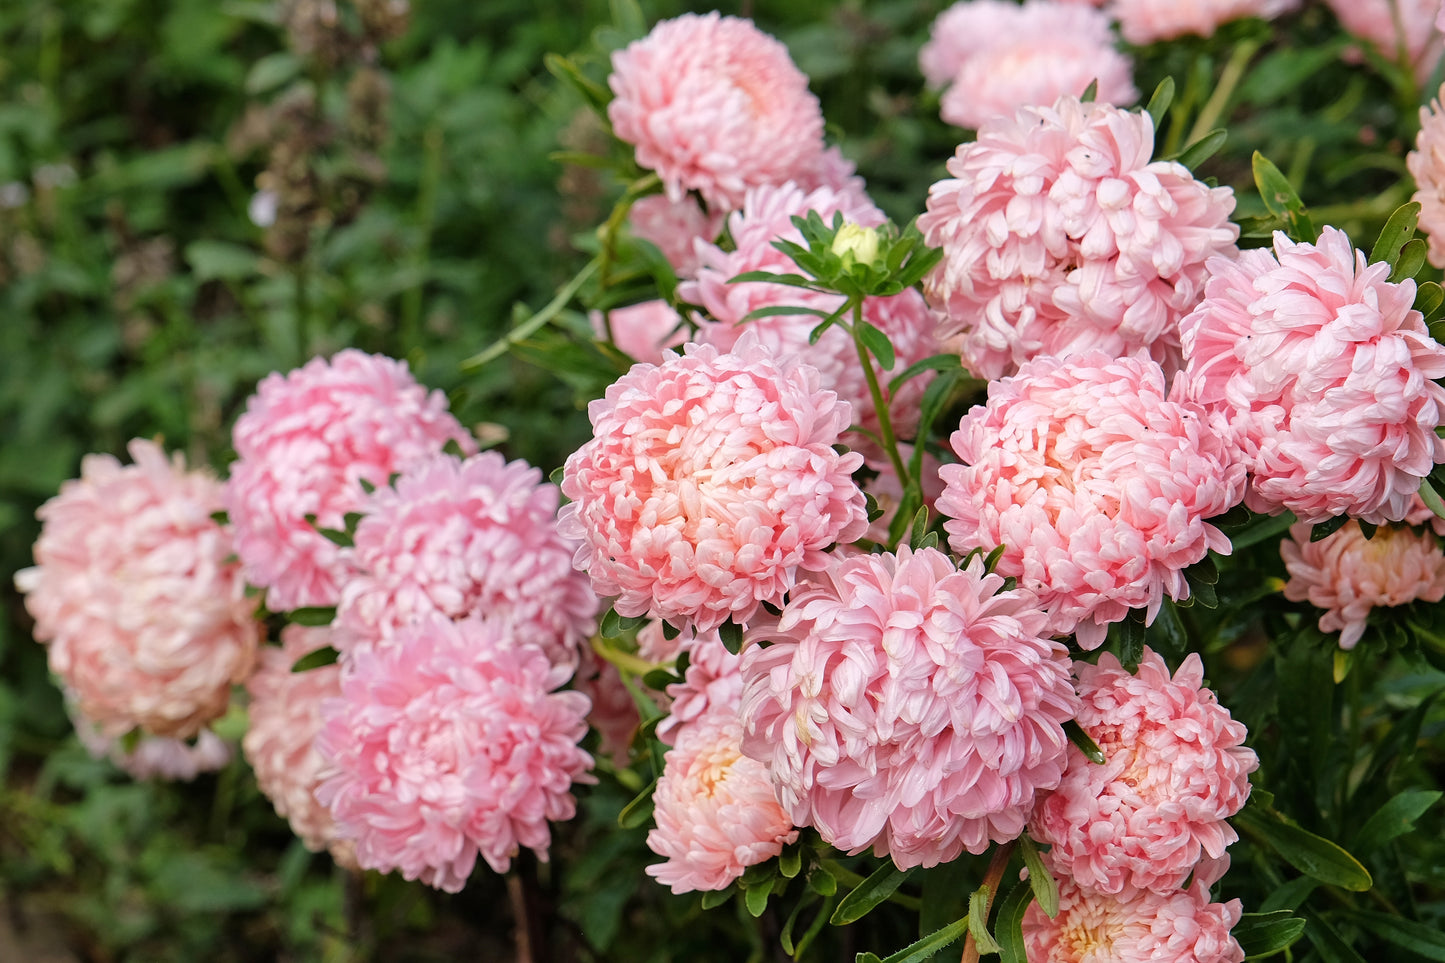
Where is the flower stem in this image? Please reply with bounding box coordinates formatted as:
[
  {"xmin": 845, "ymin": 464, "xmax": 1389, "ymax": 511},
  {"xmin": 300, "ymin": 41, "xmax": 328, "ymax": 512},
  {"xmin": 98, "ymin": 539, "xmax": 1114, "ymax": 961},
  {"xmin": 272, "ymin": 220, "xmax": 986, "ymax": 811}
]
[
  {"xmin": 961, "ymin": 840, "xmax": 1017, "ymax": 963},
  {"xmin": 461, "ymin": 257, "xmax": 601, "ymax": 370},
  {"xmin": 1186, "ymin": 38, "xmax": 1262, "ymax": 149},
  {"xmin": 849, "ymin": 297, "xmax": 909, "ymax": 487}
]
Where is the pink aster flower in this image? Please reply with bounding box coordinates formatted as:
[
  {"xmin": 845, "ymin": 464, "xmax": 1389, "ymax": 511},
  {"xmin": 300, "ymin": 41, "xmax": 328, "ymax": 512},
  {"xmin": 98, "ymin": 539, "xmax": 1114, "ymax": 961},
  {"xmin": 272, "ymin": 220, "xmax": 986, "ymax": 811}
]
[
  {"xmin": 739, "ymin": 547, "xmax": 1079, "ymax": 869},
  {"xmin": 1031, "ymin": 649, "xmax": 1258, "ymax": 896},
  {"xmin": 1178, "ymin": 227, "xmax": 1445, "ymax": 525},
  {"xmin": 590, "ymin": 299, "xmax": 688, "ymax": 365},
  {"xmin": 243, "ymin": 625, "xmax": 354, "ymax": 864},
  {"xmin": 558, "ymin": 335, "xmax": 869, "ymax": 633},
  {"xmin": 1111, "ymin": 0, "xmax": 1298, "ymax": 44},
  {"xmin": 918, "ymin": 96, "xmax": 1239, "ymax": 380},
  {"xmin": 1326, "ymin": 0, "xmax": 1443, "ymax": 84},
  {"xmin": 937, "ymin": 352, "xmax": 1245, "ymax": 648},
  {"xmin": 628, "ymin": 194, "xmax": 724, "ymax": 278},
  {"xmin": 647, "ymin": 710, "xmax": 798, "ymax": 893},
  {"xmin": 1409, "ymin": 87, "xmax": 1445, "ymax": 270},
  {"xmin": 18, "ymin": 439, "xmax": 261, "ymax": 738},
  {"xmin": 333, "ymin": 451, "xmax": 596, "ymax": 670},
  {"xmin": 607, "ymin": 13, "xmax": 826, "ymax": 211},
  {"xmin": 315, "ymin": 614, "xmax": 594, "ymax": 892},
  {"xmin": 656, "ymin": 629, "xmax": 743, "ymax": 745},
  {"xmin": 70, "ymin": 695, "xmax": 231, "ymax": 782},
  {"xmin": 1023, "ymin": 877, "xmax": 1245, "ymax": 963},
  {"xmin": 573, "ymin": 647, "xmax": 642, "ymax": 767},
  {"xmin": 1282, "ymin": 519, "xmax": 1445, "ymax": 649},
  {"xmin": 861, "ymin": 447, "xmax": 946, "ymax": 547},
  {"xmin": 224, "ymin": 349, "xmax": 476, "ymax": 612}
]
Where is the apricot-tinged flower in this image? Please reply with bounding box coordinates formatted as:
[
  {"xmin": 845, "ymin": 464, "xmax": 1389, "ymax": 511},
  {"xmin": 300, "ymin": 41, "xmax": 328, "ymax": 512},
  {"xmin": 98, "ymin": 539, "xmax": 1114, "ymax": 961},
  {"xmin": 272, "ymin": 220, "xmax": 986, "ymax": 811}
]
[
  {"xmin": 937, "ymin": 352, "xmax": 1245, "ymax": 648},
  {"xmin": 1112, "ymin": 0, "xmax": 1298, "ymax": 44},
  {"xmin": 608, "ymin": 13, "xmax": 825, "ymax": 211},
  {"xmin": 334, "ymin": 452, "xmax": 596, "ymax": 670},
  {"xmin": 1031, "ymin": 649, "xmax": 1257, "ymax": 896},
  {"xmin": 1023, "ymin": 877, "xmax": 1245, "ymax": 963},
  {"xmin": 18, "ymin": 439, "xmax": 261, "ymax": 738},
  {"xmin": 316, "ymin": 615, "xmax": 594, "ymax": 892},
  {"xmin": 1282, "ymin": 519, "xmax": 1445, "ymax": 649},
  {"xmin": 647, "ymin": 710, "xmax": 797, "ymax": 894},
  {"xmin": 225, "ymin": 350, "xmax": 476, "ymax": 611},
  {"xmin": 918, "ymin": 96, "xmax": 1238, "ymax": 380},
  {"xmin": 1410, "ymin": 87, "xmax": 1445, "ymax": 270},
  {"xmin": 740, "ymin": 548, "xmax": 1078, "ymax": 869},
  {"xmin": 1326, "ymin": 0, "xmax": 1443, "ymax": 84},
  {"xmin": 1178, "ymin": 227, "xmax": 1445, "ymax": 525},
  {"xmin": 559, "ymin": 336, "xmax": 869, "ymax": 633}
]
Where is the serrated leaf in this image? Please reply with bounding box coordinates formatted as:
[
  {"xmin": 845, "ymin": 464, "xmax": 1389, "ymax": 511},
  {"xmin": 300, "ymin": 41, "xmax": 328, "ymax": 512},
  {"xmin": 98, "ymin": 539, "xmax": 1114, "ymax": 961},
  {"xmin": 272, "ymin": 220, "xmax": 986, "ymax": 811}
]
[
  {"xmin": 1350, "ymin": 790, "xmax": 1442, "ymax": 856},
  {"xmin": 617, "ymin": 778, "xmax": 658, "ymax": 829},
  {"xmin": 1236, "ymin": 805, "xmax": 1373, "ymax": 891},
  {"xmin": 1173, "ymin": 128, "xmax": 1228, "ymax": 169},
  {"xmin": 1019, "ymin": 837, "xmax": 1060, "ymax": 918},
  {"xmin": 857, "ymin": 321, "xmax": 896, "ymax": 371},
  {"xmin": 290, "ymin": 645, "xmax": 339, "ymax": 672},
  {"xmin": 831, "ymin": 862, "xmax": 914, "ymax": 926},
  {"xmin": 967, "ymin": 886, "xmax": 1001, "ymax": 954},
  {"xmin": 1146, "ymin": 77, "xmax": 1175, "ymax": 131},
  {"xmin": 1233, "ymin": 911, "xmax": 1307, "ymax": 959},
  {"xmin": 1369, "ymin": 202, "xmax": 1421, "ymax": 266},
  {"xmin": 872, "ymin": 916, "xmax": 971, "ymax": 963},
  {"xmin": 288, "ymin": 606, "xmax": 336, "ymax": 627}
]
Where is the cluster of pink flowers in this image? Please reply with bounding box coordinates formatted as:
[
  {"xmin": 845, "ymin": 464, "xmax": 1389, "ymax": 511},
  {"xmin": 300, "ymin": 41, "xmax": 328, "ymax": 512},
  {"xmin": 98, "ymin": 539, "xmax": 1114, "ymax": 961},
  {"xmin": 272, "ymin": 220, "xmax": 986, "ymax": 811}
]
[
  {"xmin": 1325, "ymin": 0, "xmax": 1443, "ymax": 84},
  {"xmin": 69, "ymin": 695, "xmax": 231, "ymax": 782},
  {"xmin": 1110, "ymin": 0, "xmax": 1298, "ymax": 44},
  {"xmin": 1410, "ymin": 86, "xmax": 1445, "ymax": 270},
  {"xmin": 918, "ymin": 95, "xmax": 1239, "ymax": 381}
]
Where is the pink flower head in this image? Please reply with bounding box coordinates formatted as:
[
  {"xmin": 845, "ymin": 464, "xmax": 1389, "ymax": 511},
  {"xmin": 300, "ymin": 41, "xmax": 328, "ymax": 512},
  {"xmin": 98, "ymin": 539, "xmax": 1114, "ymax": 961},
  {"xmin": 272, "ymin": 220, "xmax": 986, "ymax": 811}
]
[
  {"xmin": 656, "ymin": 628, "xmax": 743, "ymax": 745},
  {"xmin": 1326, "ymin": 0, "xmax": 1443, "ymax": 84},
  {"xmin": 1282, "ymin": 519, "xmax": 1445, "ymax": 649},
  {"xmin": 334, "ymin": 451, "xmax": 597, "ymax": 670},
  {"xmin": 18, "ymin": 439, "xmax": 261, "ymax": 738},
  {"xmin": 922, "ymin": 0, "xmax": 1137, "ymax": 131},
  {"xmin": 1179, "ymin": 227, "xmax": 1445, "ymax": 525},
  {"xmin": 918, "ymin": 96, "xmax": 1239, "ymax": 380},
  {"xmin": 607, "ymin": 13, "xmax": 826, "ymax": 211},
  {"xmin": 647, "ymin": 711, "xmax": 798, "ymax": 893},
  {"xmin": 243, "ymin": 625, "xmax": 355, "ymax": 864},
  {"xmin": 558, "ymin": 335, "xmax": 869, "ymax": 633},
  {"xmin": 224, "ymin": 350, "xmax": 476, "ymax": 612},
  {"xmin": 1410, "ymin": 87, "xmax": 1445, "ymax": 270},
  {"xmin": 573, "ymin": 646, "xmax": 642, "ymax": 766},
  {"xmin": 70, "ymin": 694, "xmax": 231, "ymax": 782},
  {"xmin": 591, "ymin": 299, "xmax": 688, "ymax": 365},
  {"xmin": 680, "ymin": 182, "xmax": 943, "ymax": 443},
  {"xmin": 1031, "ymin": 649, "xmax": 1258, "ymax": 896},
  {"xmin": 937, "ymin": 352, "xmax": 1245, "ymax": 648},
  {"xmin": 315, "ymin": 614, "xmax": 594, "ymax": 891},
  {"xmin": 862, "ymin": 447, "xmax": 946, "ymax": 547},
  {"xmin": 628, "ymin": 194, "xmax": 724, "ymax": 278},
  {"xmin": 739, "ymin": 547, "xmax": 1079, "ymax": 869},
  {"xmin": 1023, "ymin": 877, "xmax": 1245, "ymax": 963},
  {"xmin": 1111, "ymin": 0, "xmax": 1298, "ymax": 44}
]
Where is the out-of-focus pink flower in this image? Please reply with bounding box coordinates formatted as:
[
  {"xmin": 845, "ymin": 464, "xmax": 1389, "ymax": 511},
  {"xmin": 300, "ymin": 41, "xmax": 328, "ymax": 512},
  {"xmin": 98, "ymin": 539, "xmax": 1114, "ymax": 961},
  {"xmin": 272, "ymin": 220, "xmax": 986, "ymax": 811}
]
[
  {"xmin": 559, "ymin": 336, "xmax": 869, "ymax": 633},
  {"xmin": 657, "ymin": 629, "xmax": 742, "ymax": 745},
  {"xmin": 573, "ymin": 646, "xmax": 642, "ymax": 767},
  {"xmin": 937, "ymin": 352, "xmax": 1245, "ymax": 648},
  {"xmin": 739, "ymin": 548, "xmax": 1078, "ymax": 869},
  {"xmin": 1111, "ymin": 0, "xmax": 1298, "ymax": 45},
  {"xmin": 590, "ymin": 299, "xmax": 689, "ymax": 365},
  {"xmin": 795, "ymin": 145, "xmax": 871, "ymax": 204},
  {"xmin": 1178, "ymin": 227, "xmax": 1445, "ymax": 525},
  {"xmin": 1023, "ymin": 877, "xmax": 1245, "ymax": 963},
  {"xmin": 1410, "ymin": 87, "xmax": 1445, "ymax": 270},
  {"xmin": 1031, "ymin": 649, "xmax": 1257, "ymax": 896},
  {"xmin": 861, "ymin": 447, "xmax": 946, "ymax": 547},
  {"xmin": 607, "ymin": 13, "xmax": 825, "ymax": 211},
  {"xmin": 918, "ymin": 96, "xmax": 1238, "ymax": 380},
  {"xmin": 1282, "ymin": 519, "xmax": 1445, "ymax": 649},
  {"xmin": 647, "ymin": 710, "xmax": 797, "ymax": 893},
  {"xmin": 70, "ymin": 694, "xmax": 231, "ymax": 782},
  {"xmin": 243, "ymin": 625, "xmax": 354, "ymax": 865},
  {"xmin": 315, "ymin": 614, "xmax": 594, "ymax": 892},
  {"xmin": 333, "ymin": 452, "xmax": 596, "ymax": 670},
  {"xmin": 628, "ymin": 194, "xmax": 724, "ymax": 278},
  {"xmin": 224, "ymin": 350, "xmax": 476, "ymax": 612},
  {"xmin": 18, "ymin": 439, "xmax": 261, "ymax": 738},
  {"xmin": 922, "ymin": 0, "xmax": 1137, "ymax": 131},
  {"xmin": 1326, "ymin": 0, "xmax": 1443, "ymax": 84}
]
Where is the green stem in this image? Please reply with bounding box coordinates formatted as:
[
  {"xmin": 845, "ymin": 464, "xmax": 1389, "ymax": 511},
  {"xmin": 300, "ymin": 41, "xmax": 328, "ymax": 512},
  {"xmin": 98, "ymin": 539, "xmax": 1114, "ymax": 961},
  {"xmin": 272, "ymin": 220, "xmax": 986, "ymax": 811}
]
[
  {"xmin": 849, "ymin": 297, "xmax": 908, "ymax": 487},
  {"xmin": 460, "ymin": 257, "xmax": 601, "ymax": 370},
  {"xmin": 589, "ymin": 634, "xmax": 659, "ymax": 678},
  {"xmin": 599, "ymin": 171, "xmax": 661, "ymax": 291},
  {"xmin": 1186, "ymin": 38, "xmax": 1262, "ymax": 148}
]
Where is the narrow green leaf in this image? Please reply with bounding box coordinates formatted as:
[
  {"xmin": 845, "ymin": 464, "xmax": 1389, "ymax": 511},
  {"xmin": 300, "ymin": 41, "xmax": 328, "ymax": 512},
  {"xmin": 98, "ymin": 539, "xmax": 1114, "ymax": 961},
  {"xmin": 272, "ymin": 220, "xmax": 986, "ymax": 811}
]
[
  {"xmin": 887, "ymin": 353, "xmax": 962, "ymax": 394},
  {"xmin": 1019, "ymin": 837, "xmax": 1060, "ymax": 918},
  {"xmin": 1258, "ymin": 876, "xmax": 1319, "ymax": 914},
  {"xmin": 1080, "ymin": 78, "xmax": 1098, "ymax": 102},
  {"xmin": 1233, "ymin": 911, "xmax": 1307, "ymax": 959},
  {"xmin": 745, "ymin": 876, "xmax": 774, "ymax": 917},
  {"xmin": 856, "ymin": 955, "xmax": 884, "ymax": 963},
  {"xmin": 609, "ymin": 0, "xmax": 647, "ymax": 38},
  {"xmin": 779, "ymin": 890, "xmax": 820, "ymax": 955},
  {"xmin": 740, "ymin": 304, "xmax": 835, "ymax": 322},
  {"xmin": 1369, "ymin": 202, "xmax": 1421, "ymax": 266},
  {"xmin": 617, "ymin": 778, "xmax": 658, "ymax": 829},
  {"xmin": 1173, "ymin": 128, "xmax": 1228, "ymax": 170},
  {"xmin": 1357, "ymin": 520, "xmax": 1377, "ymax": 540},
  {"xmin": 600, "ymin": 608, "xmax": 646, "ymax": 639},
  {"xmin": 967, "ymin": 886, "xmax": 1002, "ymax": 954},
  {"xmin": 1310, "ymin": 516, "xmax": 1349, "ymax": 542},
  {"xmin": 1146, "ymin": 77, "xmax": 1175, "ymax": 132},
  {"xmin": 994, "ymin": 883, "xmax": 1032, "ymax": 963},
  {"xmin": 288, "ymin": 606, "xmax": 336, "ymax": 627},
  {"xmin": 727, "ymin": 270, "xmax": 823, "ymax": 288},
  {"xmin": 1303, "ymin": 912, "xmax": 1369, "ymax": 963},
  {"xmin": 831, "ymin": 862, "xmax": 915, "ymax": 926},
  {"xmin": 1148, "ymin": 599, "xmax": 1188, "ymax": 661},
  {"xmin": 718, "ymin": 621, "xmax": 744, "ymax": 655},
  {"xmin": 875, "ymin": 916, "xmax": 971, "ymax": 963},
  {"xmin": 1252, "ymin": 151, "xmax": 1315, "ymax": 240},
  {"xmin": 908, "ymin": 506, "xmax": 931, "ymax": 551},
  {"xmin": 1227, "ymin": 510, "xmax": 1298, "ymax": 551},
  {"xmin": 290, "ymin": 645, "xmax": 339, "ymax": 672},
  {"xmin": 858, "ymin": 320, "xmax": 897, "ymax": 371},
  {"xmin": 1236, "ymin": 806, "xmax": 1373, "ymax": 891},
  {"xmin": 543, "ymin": 52, "xmax": 611, "ymax": 110},
  {"xmin": 983, "ymin": 544, "xmax": 1008, "ymax": 574},
  {"xmin": 1064, "ymin": 721, "xmax": 1106, "ymax": 765},
  {"xmin": 1352, "ymin": 910, "xmax": 1445, "ymax": 961},
  {"xmin": 1350, "ymin": 790, "xmax": 1442, "ymax": 856}
]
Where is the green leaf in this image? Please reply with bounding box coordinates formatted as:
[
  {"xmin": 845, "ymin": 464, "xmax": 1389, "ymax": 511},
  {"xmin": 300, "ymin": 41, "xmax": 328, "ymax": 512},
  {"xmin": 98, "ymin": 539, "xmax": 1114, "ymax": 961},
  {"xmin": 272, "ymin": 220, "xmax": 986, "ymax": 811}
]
[
  {"xmin": 858, "ymin": 320, "xmax": 897, "ymax": 371},
  {"xmin": 868, "ymin": 916, "xmax": 971, "ymax": 963},
  {"xmin": 809, "ymin": 865, "xmax": 838, "ymax": 897},
  {"xmin": 1351, "ymin": 910, "xmax": 1445, "ymax": 960},
  {"xmin": 1145, "ymin": 76, "xmax": 1175, "ymax": 132},
  {"xmin": 727, "ymin": 270, "xmax": 824, "ymax": 288},
  {"xmin": 1148, "ymin": 599, "xmax": 1188, "ymax": 661},
  {"xmin": 549, "ymin": 466, "xmax": 565, "ymax": 486},
  {"xmin": 718, "ymin": 621, "xmax": 744, "ymax": 655},
  {"xmin": 1369, "ymin": 202, "xmax": 1421, "ymax": 267},
  {"xmin": 600, "ymin": 608, "xmax": 645, "ymax": 639},
  {"xmin": 617, "ymin": 778, "xmax": 658, "ymax": 829},
  {"xmin": 1252, "ymin": 151, "xmax": 1315, "ymax": 241},
  {"xmin": 1303, "ymin": 912, "xmax": 1369, "ymax": 963},
  {"xmin": 745, "ymin": 876, "xmax": 774, "ymax": 917},
  {"xmin": 983, "ymin": 544, "xmax": 1008, "ymax": 574},
  {"xmin": 1225, "ymin": 509, "xmax": 1298, "ymax": 550},
  {"xmin": 1172, "ymin": 128, "xmax": 1228, "ymax": 170},
  {"xmin": 1259, "ymin": 876, "xmax": 1319, "ymax": 913},
  {"xmin": 1417, "ymin": 280, "xmax": 1444, "ymax": 319},
  {"xmin": 1391, "ymin": 238, "xmax": 1428, "ymax": 283},
  {"xmin": 1080, "ymin": 78, "xmax": 1098, "ymax": 102},
  {"xmin": 543, "ymin": 52, "xmax": 611, "ymax": 110},
  {"xmin": 1310, "ymin": 516, "xmax": 1349, "ymax": 542},
  {"xmin": 290, "ymin": 645, "xmax": 339, "ymax": 672},
  {"xmin": 887, "ymin": 353, "xmax": 962, "ymax": 394},
  {"xmin": 1233, "ymin": 911, "xmax": 1307, "ymax": 959},
  {"xmin": 1019, "ymin": 837, "xmax": 1060, "ymax": 918},
  {"xmin": 1419, "ymin": 479, "xmax": 1445, "ymax": 521},
  {"xmin": 779, "ymin": 844, "xmax": 803, "ymax": 879},
  {"xmin": 288, "ymin": 606, "xmax": 336, "ymax": 627},
  {"xmin": 831, "ymin": 862, "xmax": 915, "ymax": 926},
  {"xmin": 1236, "ymin": 805, "xmax": 1373, "ymax": 891},
  {"xmin": 1064, "ymin": 721, "xmax": 1106, "ymax": 765},
  {"xmin": 740, "ymin": 304, "xmax": 835, "ymax": 322},
  {"xmin": 1350, "ymin": 790, "xmax": 1442, "ymax": 857},
  {"xmin": 700, "ymin": 888, "xmax": 732, "ymax": 910},
  {"xmin": 908, "ymin": 506, "xmax": 931, "ymax": 551},
  {"xmin": 994, "ymin": 883, "xmax": 1032, "ymax": 963},
  {"xmin": 185, "ymin": 240, "xmax": 260, "ymax": 282},
  {"xmin": 967, "ymin": 886, "xmax": 1001, "ymax": 954},
  {"xmin": 244, "ymin": 51, "xmax": 300, "ymax": 95}
]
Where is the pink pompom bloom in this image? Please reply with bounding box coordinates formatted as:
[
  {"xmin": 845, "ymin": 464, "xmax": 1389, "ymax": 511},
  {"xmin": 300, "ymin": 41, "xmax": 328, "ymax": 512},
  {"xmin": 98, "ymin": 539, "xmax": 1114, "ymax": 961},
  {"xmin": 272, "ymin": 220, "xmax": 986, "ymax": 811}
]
[
  {"xmin": 315, "ymin": 614, "xmax": 594, "ymax": 892},
  {"xmin": 918, "ymin": 96, "xmax": 1238, "ymax": 380},
  {"xmin": 1031, "ymin": 649, "xmax": 1258, "ymax": 896},
  {"xmin": 739, "ymin": 547, "xmax": 1079, "ymax": 869},
  {"xmin": 1111, "ymin": 0, "xmax": 1298, "ymax": 44},
  {"xmin": 333, "ymin": 451, "xmax": 596, "ymax": 670},
  {"xmin": 1179, "ymin": 227, "xmax": 1445, "ymax": 525},
  {"xmin": 628, "ymin": 194, "xmax": 724, "ymax": 278},
  {"xmin": 243, "ymin": 626, "xmax": 354, "ymax": 864},
  {"xmin": 1410, "ymin": 87, "xmax": 1445, "ymax": 270},
  {"xmin": 70, "ymin": 694, "xmax": 231, "ymax": 782},
  {"xmin": 18, "ymin": 439, "xmax": 261, "ymax": 739},
  {"xmin": 656, "ymin": 628, "xmax": 743, "ymax": 745},
  {"xmin": 590, "ymin": 299, "xmax": 689, "ymax": 365},
  {"xmin": 1023, "ymin": 877, "xmax": 1245, "ymax": 963},
  {"xmin": 922, "ymin": 0, "xmax": 1137, "ymax": 131},
  {"xmin": 1282, "ymin": 519, "xmax": 1445, "ymax": 650},
  {"xmin": 647, "ymin": 710, "xmax": 798, "ymax": 894},
  {"xmin": 607, "ymin": 13, "xmax": 825, "ymax": 211},
  {"xmin": 937, "ymin": 352, "xmax": 1245, "ymax": 649},
  {"xmin": 1326, "ymin": 0, "xmax": 1443, "ymax": 84},
  {"xmin": 559, "ymin": 336, "xmax": 869, "ymax": 633},
  {"xmin": 225, "ymin": 349, "xmax": 476, "ymax": 612}
]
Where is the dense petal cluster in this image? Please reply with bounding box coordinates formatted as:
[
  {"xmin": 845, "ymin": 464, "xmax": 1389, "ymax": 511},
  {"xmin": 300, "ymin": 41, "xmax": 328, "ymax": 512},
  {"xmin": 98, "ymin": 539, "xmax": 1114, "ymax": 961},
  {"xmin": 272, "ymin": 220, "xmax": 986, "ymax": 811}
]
[
  {"xmin": 918, "ymin": 96, "xmax": 1238, "ymax": 379},
  {"xmin": 315, "ymin": 615, "xmax": 594, "ymax": 892},
  {"xmin": 334, "ymin": 452, "xmax": 596, "ymax": 669},
  {"xmin": 937, "ymin": 352, "xmax": 1245, "ymax": 648},
  {"xmin": 1023, "ymin": 877, "xmax": 1245, "ymax": 963},
  {"xmin": 1031, "ymin": 650, "xmax": 1258, "ymax": 895},
  {"xmin": 1178, "ymin": 227, "xmax": 1445, "ymax": 524},
  {"xmin": 224, "ymin": 350, "xmax": 476, "ymax": 611},
  {"xmin": 607, "ymin": 13, "xmax": 825, "ymax": 211},
  {"xmin": 18, "ymin": 439, "xmax": 261, "ymax": 738},
  {"xmin": 647, "ymin": 712, "xmax": 797, "ymax": 893},
  {"xmin": 1325, "ymin": 0, "xmax": 1443, "ymax": 84},
  {"xmin": 657, "ymin": 629, "xmax": 743, "ymax": 745},
  {"xmin": 1410, "ymin": 87, "xmax": 1445, "ymax": 270},
  {"xmin": 921, "ymin": 0, "xmax": 1137, "ymax": 130},
  {"xmin": 1111, "ymin": 0, "xmax": 1298, "ymax": 44},
  {"xmin": 739, "ymin": 548, "xmax": 1079, "ymax": 868},
  {"xmin": 1282, "ymin": 519, "xmax": 1445, "ymax": 649},
  {"xmin": 559, "ymin": 336, "xmax": 869, "ymax": 632}
]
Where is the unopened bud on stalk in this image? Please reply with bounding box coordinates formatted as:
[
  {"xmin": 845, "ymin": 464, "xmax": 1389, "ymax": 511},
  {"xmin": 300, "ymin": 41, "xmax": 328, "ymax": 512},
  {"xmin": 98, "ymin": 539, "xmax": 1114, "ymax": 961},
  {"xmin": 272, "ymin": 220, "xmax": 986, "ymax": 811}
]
[{"xmin": 831, "ymin": 222, "xmax": 881, "ymax": 270}]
